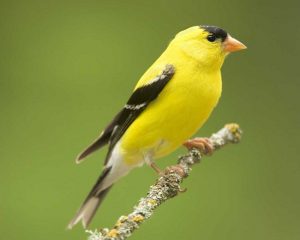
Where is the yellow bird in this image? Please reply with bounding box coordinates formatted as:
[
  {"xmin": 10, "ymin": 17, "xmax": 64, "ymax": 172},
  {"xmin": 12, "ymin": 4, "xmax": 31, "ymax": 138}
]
[{"xmin": 68, "ymin": 25, "xmax": 246, "ymax": 229}]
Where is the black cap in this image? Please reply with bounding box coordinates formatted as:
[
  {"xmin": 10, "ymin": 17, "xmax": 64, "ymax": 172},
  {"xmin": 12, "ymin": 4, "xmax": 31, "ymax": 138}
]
[{"xmin": 200, "ymin": 25, "xmax": 228, "ymax": 42}]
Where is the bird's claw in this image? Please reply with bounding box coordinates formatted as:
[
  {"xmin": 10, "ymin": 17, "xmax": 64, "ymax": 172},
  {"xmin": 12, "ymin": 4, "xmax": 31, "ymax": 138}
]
[
  {"xmin": 164, "ymin": 165, "xmax": 188, "ymax": 192},
  {"xmin": 183, "ymin": 137, "xmax": 214, "ymax": 155},
  {"xmin": 178, "ymin": 187, "xmax": 187, "ymax": 193},
  {"xmin": 165, "ymin": 165, "xmax": 186, "ymax": 177}
]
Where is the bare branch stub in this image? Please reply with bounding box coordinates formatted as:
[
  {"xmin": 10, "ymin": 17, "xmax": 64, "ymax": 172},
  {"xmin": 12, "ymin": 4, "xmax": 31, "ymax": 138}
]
[{"xmin": 87, "ymin": 123, "xmax": 242, "ymax": 240}]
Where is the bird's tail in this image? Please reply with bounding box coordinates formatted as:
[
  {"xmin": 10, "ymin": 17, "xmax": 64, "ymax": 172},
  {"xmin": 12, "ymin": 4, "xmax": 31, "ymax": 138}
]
[
  {"xmin": 68, "ymin": 141, "xmax": 134, "ymax": 229},
  {"xmin": 67, "ymin": 167, "xmax": 113, "ymax": 229}
]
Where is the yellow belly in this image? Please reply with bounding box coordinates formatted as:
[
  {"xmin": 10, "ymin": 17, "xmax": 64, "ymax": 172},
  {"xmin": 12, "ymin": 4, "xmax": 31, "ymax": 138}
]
[{"xmin": 120, "ymin": 62, "xmax": 222, "ymax": 165}]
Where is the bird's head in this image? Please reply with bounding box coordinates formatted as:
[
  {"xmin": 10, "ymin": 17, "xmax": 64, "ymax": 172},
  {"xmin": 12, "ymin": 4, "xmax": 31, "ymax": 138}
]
[{"xmin": 170, "ymin": 25, "xmax": 246, "ymax": 70}]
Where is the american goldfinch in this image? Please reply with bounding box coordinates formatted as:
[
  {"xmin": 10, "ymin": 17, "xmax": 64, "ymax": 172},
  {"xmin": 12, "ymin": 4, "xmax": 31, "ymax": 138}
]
[{"xmin": 68, "ymin": 25, "xmax": 246, "ymax": 229}]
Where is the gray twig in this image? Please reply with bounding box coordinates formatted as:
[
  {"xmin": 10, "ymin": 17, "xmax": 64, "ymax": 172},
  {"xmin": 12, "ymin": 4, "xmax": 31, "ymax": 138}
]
[{"xmin": 87, "ymin": 123, "xmax": 242, "ymax": 240}]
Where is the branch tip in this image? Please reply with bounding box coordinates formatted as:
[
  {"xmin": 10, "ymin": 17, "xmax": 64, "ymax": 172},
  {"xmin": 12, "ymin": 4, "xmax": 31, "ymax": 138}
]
[{"xmin": 225, "ymin": 123, "xmax": 242, "ymax": 142}]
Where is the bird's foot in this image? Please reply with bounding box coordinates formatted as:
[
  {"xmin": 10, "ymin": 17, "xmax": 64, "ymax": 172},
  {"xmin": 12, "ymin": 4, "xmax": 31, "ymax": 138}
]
[
  {"xmin": 150, "ymin": 162, "xmax": 187, "ymax": 178},
  {"xmin": 165, "ymin": 165, "xmax": 187, "ymax": 192},
  {"xmin": 165, "ymin": 165, "xmax": 187, "ymax": 178},
  {"xmin": 183, "ymin": 137, "xmax": 214, "ymax": 155}
]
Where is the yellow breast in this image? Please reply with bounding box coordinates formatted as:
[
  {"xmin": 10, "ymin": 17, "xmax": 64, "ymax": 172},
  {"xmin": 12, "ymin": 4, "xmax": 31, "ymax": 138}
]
[{"xmin": 120, "ymin": 50, "xmax": 222, "ymax": 165}]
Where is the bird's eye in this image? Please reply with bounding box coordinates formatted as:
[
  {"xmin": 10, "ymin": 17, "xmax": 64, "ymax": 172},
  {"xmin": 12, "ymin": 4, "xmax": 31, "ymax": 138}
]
[{"xmin": 207, "ymin": 34, "xmax": 216, "ymax": 42}]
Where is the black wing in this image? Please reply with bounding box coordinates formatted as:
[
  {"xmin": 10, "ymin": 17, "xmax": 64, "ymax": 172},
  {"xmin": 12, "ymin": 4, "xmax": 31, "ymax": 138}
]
[{"xmin": 76, "ymin": 64, "xmax": 175, "ymax": 163}]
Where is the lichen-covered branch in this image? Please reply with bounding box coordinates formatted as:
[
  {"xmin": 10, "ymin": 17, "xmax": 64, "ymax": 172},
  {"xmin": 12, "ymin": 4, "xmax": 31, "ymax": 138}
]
[{"xmin": 87, "ymin": 123, "xmax": 242, "ymax": 240}]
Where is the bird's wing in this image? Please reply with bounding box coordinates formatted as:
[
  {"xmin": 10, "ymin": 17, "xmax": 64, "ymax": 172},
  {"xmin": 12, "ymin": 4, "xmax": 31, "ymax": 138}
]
[
  {"xmin": 76, "ymin": 64, "xmax": 175, "ymax": 163},
  {"xmin": 75, "ymin": 110, "xmax": 123, "ymax": 162}
]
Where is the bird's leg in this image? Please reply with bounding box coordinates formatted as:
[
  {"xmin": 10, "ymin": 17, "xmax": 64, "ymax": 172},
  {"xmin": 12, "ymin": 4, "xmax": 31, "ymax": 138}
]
[
  {"xmin": 150, "ymin": 162, "xmax": 164, "ymax": 175},
  {"xmin": 183, "ymin": 137, "xmax": 214, "ymax": 155},
  {"xmin": 144, "ymin": 153, "xmax": 164, "ymax": 175}
]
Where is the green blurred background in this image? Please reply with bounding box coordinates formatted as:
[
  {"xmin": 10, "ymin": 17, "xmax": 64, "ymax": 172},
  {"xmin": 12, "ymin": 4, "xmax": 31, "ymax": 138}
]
[{"xmin": 1, "ymin": 0, "xmax": 299, "ymax": 239}]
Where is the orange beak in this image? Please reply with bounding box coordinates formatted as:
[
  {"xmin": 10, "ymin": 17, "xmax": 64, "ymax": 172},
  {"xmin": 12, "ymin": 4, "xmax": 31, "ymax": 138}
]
[{"xmin": 223, "ymin": 34, "xmax": 247, "ymax": 52}]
